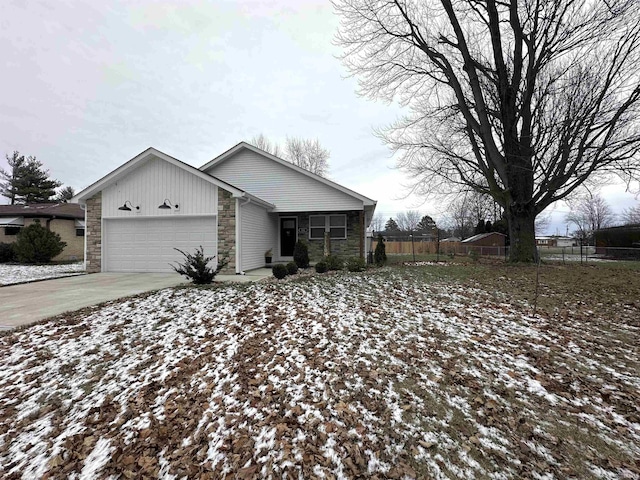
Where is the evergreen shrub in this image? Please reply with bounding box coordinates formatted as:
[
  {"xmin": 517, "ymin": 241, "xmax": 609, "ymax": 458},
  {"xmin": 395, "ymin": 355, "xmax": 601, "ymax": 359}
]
[
  {"xmin": 272, "ymin": 264, "xmax": 288, "ymax": 279},
  {"xmin": 346, "ymin": 256, "xmax": 366, "ymax": 272},
  {"xmin": 13, "ymin": 221, "xmax": 66, "ymax": 264},
  {"xmin": 293, "ymin": 240, "xmax": 310, "ymax": 268},
  {"xmin": 315, "ymin": 261, "xmax": 328, "ymax": 273}
]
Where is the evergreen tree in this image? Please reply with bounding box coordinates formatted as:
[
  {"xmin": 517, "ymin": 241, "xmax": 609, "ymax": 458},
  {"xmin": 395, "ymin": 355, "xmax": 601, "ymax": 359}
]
[
  {"xmin": 0, "ymin": 152, "xmax": 25, "ymax": 204},
  {"xmin": 374, "ymin": 234, "xmax": 387, "ymax": 266},
  {"xmin": 416, "ymin": 215, "xmax": 437, "ymax": 233},
  {"xmin": 55, "ymin": 186, "xmax": 75, "ymax": 203},
  {"xmin": 485, "ymin": 220, "xmax": 492, "ymax": 233},
  {"xmin": 384, "ymin": 217, "xmax": 400, "ymax": 232},
  {"xmin": 474, "ymin": 220, "xmax": 486, "ymax": 235},
  {"xmin": 13, "ymin": 220, "xmax": 66, "ymax": 263},
  {"xmin": 0, "ymin": 152, "xmax": 61, "ymax": 204}
]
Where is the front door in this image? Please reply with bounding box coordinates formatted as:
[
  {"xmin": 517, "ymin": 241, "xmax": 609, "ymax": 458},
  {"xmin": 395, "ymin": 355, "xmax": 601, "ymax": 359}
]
[{"xmin": 280, "ymin": 217, "xmax": 297, "ymax": 257}]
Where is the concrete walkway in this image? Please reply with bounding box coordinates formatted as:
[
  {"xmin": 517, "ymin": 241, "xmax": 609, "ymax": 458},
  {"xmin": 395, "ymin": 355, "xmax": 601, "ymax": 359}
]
[{"xmin": 0, "ymin": 269, "xmax": 273, "ymax": 330}]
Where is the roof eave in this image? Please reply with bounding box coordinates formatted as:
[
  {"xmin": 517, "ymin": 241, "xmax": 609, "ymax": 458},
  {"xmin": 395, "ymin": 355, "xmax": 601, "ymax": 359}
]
[
  {"xmin": 72, "ymin": 147, "xmax": 246, "ymax": 203},
  {"xmin": 200, "ymin": 142, "xmax": 377, "ymax": 206}
]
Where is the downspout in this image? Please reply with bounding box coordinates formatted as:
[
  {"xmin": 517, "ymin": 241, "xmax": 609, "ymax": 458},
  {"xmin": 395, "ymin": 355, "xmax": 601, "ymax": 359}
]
[
  {"xmin": 235, "ymin": 196, "xmax": 251, "ymax": 274},
  {"xmin": 80, "ymin": 204, "xmax": 87, "ymax": 271}
]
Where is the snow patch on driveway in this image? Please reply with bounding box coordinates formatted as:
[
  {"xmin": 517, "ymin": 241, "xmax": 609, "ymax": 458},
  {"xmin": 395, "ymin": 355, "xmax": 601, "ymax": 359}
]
[{"xmin": 0, "ymin": 263, "xmax": 85, "ymax": 286}]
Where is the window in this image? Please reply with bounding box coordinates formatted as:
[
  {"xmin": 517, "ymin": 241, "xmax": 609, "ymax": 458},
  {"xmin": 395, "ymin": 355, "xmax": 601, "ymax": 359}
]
[
  {"xmin": 76, "ymin": 228, "xmax": 85, "ymax": 237},
  {"xmin": 309, "ymin": 215, "xmax": 347, "ymax": 240},
  {"xmin": 4, "ymin": 226, "xmax": 20, "ymax": 236},
  {"xmin": 309, "ymin": 216, "xmax": 326, "ymax": 240}
]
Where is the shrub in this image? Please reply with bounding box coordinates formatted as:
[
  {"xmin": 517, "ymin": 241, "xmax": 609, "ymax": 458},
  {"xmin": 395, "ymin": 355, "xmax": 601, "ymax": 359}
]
[
  {"xmin": 346, "ymin": 256, "xmax": 366, "ymax": 272},
  {"xmin": 286, "ymin": 261, "xmax": 298, "ymax": 275},
  {"xmin": 374, "ymin": 234, "xmax": 387, "ymax": 266},
  {"xmin": 315, "ymin": 261, "xmax": 328, "ymax": 273},
  {"xmin": 469, "ymin": 249, "xmax": 480, "ymax": 262},
  {"xmin": 272, "ymin": 264, "xmax": 288, "ymax": 279},
  {"xmin": 293, "ymin": 240, "xmax": 310, "ymax": 268},
  {"xmin": 0, "ymin": 242, "xmax": 17, "ymax": 263},
  {"xmin": 325, "ymin": 255, "xmax": 343, "ymax": 271},
  {"xmin": 171, "ymin": 246, "xmax": 229, "ymax": 284},
  {"xmin": 13, "ymin": 221, "xmax": 66, "ymax": 264}
]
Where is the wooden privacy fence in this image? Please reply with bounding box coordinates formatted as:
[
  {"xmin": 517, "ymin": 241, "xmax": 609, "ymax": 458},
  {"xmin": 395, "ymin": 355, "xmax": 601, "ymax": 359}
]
[
  {"xmin": 385, "ymin": 241, "xmax": 462, "ymax": 255},
  {"xmin": 384, "ymin": 241, "xmax": 507, "ymax": 257}
]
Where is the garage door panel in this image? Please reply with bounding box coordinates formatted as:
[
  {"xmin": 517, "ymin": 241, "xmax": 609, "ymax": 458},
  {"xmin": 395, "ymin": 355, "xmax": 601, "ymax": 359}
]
[{"xmin": 105, "ymin": 217, "xmax": 217, "ymax": 273}]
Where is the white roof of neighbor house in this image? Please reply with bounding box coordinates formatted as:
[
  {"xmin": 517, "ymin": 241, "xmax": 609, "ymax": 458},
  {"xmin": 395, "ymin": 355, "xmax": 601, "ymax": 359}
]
[
  {"xmin": 200, "ymin": 142, "xmax": 376, "ymax": 207},
  {"xmin": 461, "ymin": 232, "xmax": 507, "ymax": 243},
  {"xmin": 71, "ymin": 147, "xmax": 274, "ymax": 210}
]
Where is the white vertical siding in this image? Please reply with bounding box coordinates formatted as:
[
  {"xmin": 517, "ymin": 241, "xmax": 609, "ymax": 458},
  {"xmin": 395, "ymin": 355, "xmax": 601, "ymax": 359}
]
[
  {"xmin": 102, "ymin": 156, "xmax": 217, "ymax": 217},
  {"xmin": 205, "ymin": 150, "xmax": 363, "ymax": 212},
  {"xmin": 240, "ymin": 201, "xmax": 276, "ymax": 271}
]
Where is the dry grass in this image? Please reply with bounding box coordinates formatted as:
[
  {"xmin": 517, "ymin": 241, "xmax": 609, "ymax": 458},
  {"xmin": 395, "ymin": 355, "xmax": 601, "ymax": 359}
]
[{"xmin": 0, "ymin": 261, "xmax": 638, "ymax": 479}]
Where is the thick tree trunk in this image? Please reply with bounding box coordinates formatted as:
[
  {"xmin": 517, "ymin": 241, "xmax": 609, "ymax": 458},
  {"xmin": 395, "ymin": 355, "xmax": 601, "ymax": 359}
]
[
  {"xmin": 503, "ymin": 136, "xmax": 537, "ymax": 262},
  {"xmin": 506, "ymin": 205, "xmax": 537, "ymax": 262}
]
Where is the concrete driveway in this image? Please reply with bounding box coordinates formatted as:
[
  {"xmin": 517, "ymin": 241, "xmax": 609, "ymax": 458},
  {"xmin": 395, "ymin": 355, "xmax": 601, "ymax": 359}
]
[{"xmin": 0, "ymin": 273, "xmax": 186, "ymax": 330}]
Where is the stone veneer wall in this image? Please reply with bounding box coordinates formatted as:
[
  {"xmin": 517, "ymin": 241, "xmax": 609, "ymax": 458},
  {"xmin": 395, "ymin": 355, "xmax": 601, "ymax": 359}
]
[
  {"xmin": 217, "ymin": 187, "xmax": 236, "ymax": 274},
  {"xmin": 85, "ymin": 192, "xmax": 102, "ymax": 273},
  {"xmin": 294, "ymin": 210, "xmax": 362, "ymax": 261}
]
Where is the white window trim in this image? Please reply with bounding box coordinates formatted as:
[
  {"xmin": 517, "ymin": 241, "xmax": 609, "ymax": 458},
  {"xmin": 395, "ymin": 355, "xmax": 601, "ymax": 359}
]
[{"xmin": 308, "ymin": 214, "xmax": 347, "ymax": 240}]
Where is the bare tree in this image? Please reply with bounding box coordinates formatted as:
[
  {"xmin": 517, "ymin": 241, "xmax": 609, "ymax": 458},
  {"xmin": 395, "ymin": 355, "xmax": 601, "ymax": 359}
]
[
  {"xmin": 250, "ymin": 134, "xmax": 282, "ymax": 158},
  {"xmin": 249, "ymin": 134, "xmax": 330, "ymax": 177},
  {"xmin": 370, "ymin": 212, "xmax": 385, "ymax": 232},
  {"xmin": 565, "ymin": 192, "xmax": 614, "ymax": 240},
  {"xmin": 535, "ymin": 212, "xmax": 551, "ymax": 236},
  {"xmin": 395, "ymin": 210, "xmax": 422, "ymax": 232},
  {"xmin": 621, "ymin": 204, "xmax": 640, "ymax": 225},
  {"xmin": 285, "ymin": 137, "xmax": 330, "ymax": 177},
  {"xmin": 444, "ymin": 196, "xmax": 474, "ymax": 239},
  {"xmin": 335, "ymin": 0, "xmax": 640, "ymax": 262}
]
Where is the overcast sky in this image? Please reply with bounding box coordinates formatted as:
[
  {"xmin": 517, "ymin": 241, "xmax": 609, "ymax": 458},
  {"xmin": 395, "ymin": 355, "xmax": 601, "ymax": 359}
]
[{"xmin": 1, "ymin": 0, "xmax": 637, "ymax": 234}]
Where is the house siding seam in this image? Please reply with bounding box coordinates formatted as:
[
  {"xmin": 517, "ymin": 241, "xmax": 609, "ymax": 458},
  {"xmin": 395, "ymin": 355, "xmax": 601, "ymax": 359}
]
[
  {"xmin": 291, "ymin": 210, "xmax": 362, "ymax": 261},
  {"xmin": 86, "ymin": 192, "xmax": 102, "ymax": 273},
  {"xmin": 217, "ymin": 187, "xmax": 236, "ymax": 274}
]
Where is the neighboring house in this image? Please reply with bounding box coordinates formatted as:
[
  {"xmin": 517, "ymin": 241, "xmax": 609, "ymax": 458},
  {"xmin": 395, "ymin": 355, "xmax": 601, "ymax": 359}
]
[
  {"xmin": 536, "ymin": 236, "xmax": 575, "ymax": 247},
  {"xmin": 0, "ymin": 203, "xmax": 85, "ymax": 261},
  {"xmin": 535, "ymin": 236, "xmax": 557, "ymax": 247},
  {"xmin": 462, "ymin": 232, "xmax": 507, "ymax": 246},
  {"xmin": 461, "ymin": 232, "xmax": 507, "ymax": 256},
  {"xmin": 72, "ymin": 143, "xmax": 376, "ymax": 274},
  {"xmin": 440, "ymin": 236, "xmax": 461, "ymax": 243},
  {"xmin": 594, "ymin": 224, "xmax": 640, "ymax": 258}
]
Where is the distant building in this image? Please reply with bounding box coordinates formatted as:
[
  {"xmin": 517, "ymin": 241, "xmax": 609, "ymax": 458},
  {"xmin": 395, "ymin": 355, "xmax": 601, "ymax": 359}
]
[
  {"xmin": 594, "ymin": 224, "xmax": 640, "ymax": 258},
  {"xmin": 535, "ymin": 236, "xmax": 575, "ymax": 248},
  {"xmin": 462, "ymin": 232, "xmax": 506, "ymax": 246},
  {"xmin": 461, "ymin": 232, "xmax": 506, "ymax": 256},
  {"xmin": 0, "ymin": 203, "xmax": 85, "ymax": 261}
]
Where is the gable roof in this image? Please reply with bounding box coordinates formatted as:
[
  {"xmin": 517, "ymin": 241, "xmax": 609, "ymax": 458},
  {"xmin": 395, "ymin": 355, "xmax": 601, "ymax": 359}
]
[
  {"xmin": 72, "ymin": 147, "xmax": 274, "ymax": 209},
  {"xmin": 199, "ymin": 142, "xmax": 376, "ymax": 207},
  {"xmin": 0, "ymin": 203, "xmax": 84, "ymax": 220},
  {"xmin": 462, "ymin": 232, "xmax": 507, "ymax": 243}
]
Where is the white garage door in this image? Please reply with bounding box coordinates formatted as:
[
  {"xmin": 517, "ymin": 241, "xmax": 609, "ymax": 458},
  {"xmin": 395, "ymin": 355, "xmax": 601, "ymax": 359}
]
[{"xmin": 104, "ymin": 216, "xmax": 217, "ymax": 273}]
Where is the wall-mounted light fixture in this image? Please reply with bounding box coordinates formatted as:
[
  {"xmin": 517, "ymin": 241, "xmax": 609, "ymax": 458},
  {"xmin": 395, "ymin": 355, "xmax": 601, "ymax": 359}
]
[
  {"xmin": 118, "ymin": 201, "xmax": 139, "ymax": 211},
  {"xmin": 158, "ymin": 199, "xmax": 179, "ymax": 210}
]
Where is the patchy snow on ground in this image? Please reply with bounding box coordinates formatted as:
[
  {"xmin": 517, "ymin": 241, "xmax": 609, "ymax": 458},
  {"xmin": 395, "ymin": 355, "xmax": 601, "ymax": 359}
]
[
  {"xmin": 0, "ymin": 269, "xmax": 638, "ymax": 479},
  {"xmin": 539, "ymin": 254, "xmax": 613, "ymax": 263},
  {"xmin": 0, "ymin": 262, "xmax": 85, "ymax": 286}
]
